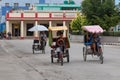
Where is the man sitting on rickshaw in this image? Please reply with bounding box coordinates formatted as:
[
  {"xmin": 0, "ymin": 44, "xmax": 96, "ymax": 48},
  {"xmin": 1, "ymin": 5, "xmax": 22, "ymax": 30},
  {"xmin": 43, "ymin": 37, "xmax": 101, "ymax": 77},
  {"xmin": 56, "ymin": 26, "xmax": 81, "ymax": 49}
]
[{"xmin": 56, "ymin": 31, "xmax": 65, "ymax": 60}]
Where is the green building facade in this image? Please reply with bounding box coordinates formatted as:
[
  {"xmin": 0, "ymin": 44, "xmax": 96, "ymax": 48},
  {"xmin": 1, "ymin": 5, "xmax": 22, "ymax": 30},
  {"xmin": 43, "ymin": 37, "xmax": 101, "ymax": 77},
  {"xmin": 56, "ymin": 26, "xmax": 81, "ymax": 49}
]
[{"xmin": 35, "ymin": 4, "xmax": 80, "ymax": 11}]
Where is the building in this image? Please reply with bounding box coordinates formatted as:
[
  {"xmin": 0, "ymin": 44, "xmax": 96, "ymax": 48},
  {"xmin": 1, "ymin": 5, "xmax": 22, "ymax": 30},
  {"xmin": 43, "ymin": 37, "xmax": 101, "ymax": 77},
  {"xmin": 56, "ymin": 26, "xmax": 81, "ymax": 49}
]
[
  {"xmin": 0, "ymin": 0, "xmax": 45, "ymax": 32},
  {"xmin": 35, "ymin": 4, "xmax": 80, "ymax": 10},
  {"xmin": 5, "ymin": 3, "xmax": 80, "ymax": 38},
  {"xmin": 45, "ymin": 0, "xmax": 83, "ymax": 4}
]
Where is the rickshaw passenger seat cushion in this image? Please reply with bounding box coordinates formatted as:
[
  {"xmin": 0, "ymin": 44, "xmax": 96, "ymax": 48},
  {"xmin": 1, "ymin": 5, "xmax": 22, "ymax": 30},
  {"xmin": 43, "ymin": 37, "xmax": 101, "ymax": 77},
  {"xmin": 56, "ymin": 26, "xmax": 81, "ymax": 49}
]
[{"xmin": 84, "ymin": 42, "xmax": 92, "ymax": 46}]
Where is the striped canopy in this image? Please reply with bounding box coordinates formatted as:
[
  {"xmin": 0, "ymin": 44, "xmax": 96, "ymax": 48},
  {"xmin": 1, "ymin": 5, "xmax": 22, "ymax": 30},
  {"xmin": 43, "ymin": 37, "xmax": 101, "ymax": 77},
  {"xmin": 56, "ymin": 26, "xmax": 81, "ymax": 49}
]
[{"xmin": 82, "ymin": 25, "xmax": 104, "ymax": 33}]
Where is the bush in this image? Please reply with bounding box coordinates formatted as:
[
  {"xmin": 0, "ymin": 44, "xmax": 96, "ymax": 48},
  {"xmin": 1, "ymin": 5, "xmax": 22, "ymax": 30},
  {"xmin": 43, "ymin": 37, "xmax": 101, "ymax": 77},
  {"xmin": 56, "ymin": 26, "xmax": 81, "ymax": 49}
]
[
  {"xmin": 70, "ymin": 30, "xmax": 82, "ymax": 35},
  {"xmin": 70, "ymin": 30, "xmax": 120, "ymax": 36},
  {"xmin": 102, "ymin": 31, "xmax": 120, "ymax": 36}
]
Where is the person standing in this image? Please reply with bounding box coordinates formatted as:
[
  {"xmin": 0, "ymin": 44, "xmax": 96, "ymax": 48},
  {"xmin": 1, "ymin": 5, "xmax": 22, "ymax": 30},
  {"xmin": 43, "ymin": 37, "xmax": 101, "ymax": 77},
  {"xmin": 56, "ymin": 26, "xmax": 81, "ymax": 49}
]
[
  {"xmin": 7, "ymin": 32, "xmax": 12, "ymax": 39},
  {"xmin": 39, "ymin": 31, "xmax": 47, "ymax": 46}
]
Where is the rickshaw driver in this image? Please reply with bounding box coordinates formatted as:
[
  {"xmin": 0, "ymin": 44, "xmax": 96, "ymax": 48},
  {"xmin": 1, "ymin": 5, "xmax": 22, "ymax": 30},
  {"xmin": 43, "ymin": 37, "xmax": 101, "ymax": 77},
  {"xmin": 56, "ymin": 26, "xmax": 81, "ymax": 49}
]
[
  {"xmin": 39, "ymin": 31, "xmax": 47, "ymax": 46},
  {"xmin": 91, "ymin": 33, "xmax": 101, "ymax": 54},
  {"xmin": 94, "ymin": 33, "xmax": 102, "ymax": 53},
  {"xmin": 56, "ymin": 31, "xmax": 65, "ymax": 59}
]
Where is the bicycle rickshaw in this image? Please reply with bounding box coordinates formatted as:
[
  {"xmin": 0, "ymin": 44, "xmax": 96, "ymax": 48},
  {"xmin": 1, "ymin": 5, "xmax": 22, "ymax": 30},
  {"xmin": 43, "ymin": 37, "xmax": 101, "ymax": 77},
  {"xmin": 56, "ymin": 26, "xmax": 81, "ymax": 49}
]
[
  {"xmin": 82, "ymin": 25, "xmax": 104, "ymax": 64},
  {"xmin": 32, "ymin": 38, "xmax": 46, "ymax": 54},
  {"xmin": 28, "ymin": 25, "xmax": 48, "ymax": 54},
  {"xmin": 48, "ymin": 26, "xmax": 70, "ymax": 66}
]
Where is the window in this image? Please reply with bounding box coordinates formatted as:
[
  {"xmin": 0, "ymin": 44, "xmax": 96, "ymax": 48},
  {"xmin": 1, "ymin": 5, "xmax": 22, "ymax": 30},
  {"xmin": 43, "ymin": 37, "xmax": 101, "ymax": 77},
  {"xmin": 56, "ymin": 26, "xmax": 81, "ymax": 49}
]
[
  {"xmin": 25, "ymin": 3, "xmax": 30, "ymax": 7},
  {"xmin": 14, "ymin": 3, "xmax": 19, "ymax": 7},
  {"xmin": 5, "ymin": 3, "xmax": 9, "ymax": 6}
]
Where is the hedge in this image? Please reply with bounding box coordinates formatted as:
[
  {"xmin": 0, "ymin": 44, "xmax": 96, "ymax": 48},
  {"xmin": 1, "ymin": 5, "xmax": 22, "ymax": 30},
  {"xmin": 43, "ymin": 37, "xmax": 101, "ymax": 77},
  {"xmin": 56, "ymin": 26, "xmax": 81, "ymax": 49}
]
[{"xmin": 70, "ymin": 31, "xmax": 120, "ymax": 36}]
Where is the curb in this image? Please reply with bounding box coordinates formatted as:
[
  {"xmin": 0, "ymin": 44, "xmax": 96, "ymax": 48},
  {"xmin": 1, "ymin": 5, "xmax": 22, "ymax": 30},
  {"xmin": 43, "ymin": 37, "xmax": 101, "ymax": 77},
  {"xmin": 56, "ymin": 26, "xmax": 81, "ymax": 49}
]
[
  {"xmin": 70, "ymin": 40, "xmax": 120, "ymax": 46},
  {"xmin": 103, "ymin": 43, "xmax": 120, "ymax": 46}
]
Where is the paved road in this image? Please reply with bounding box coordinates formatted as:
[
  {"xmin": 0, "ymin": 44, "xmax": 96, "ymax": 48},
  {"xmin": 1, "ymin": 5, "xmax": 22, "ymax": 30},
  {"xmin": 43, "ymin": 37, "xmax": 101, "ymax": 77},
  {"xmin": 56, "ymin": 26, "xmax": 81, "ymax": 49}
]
[{"xmin": 0, "ymin": 39, "xmax": 120, "ymax": 80}]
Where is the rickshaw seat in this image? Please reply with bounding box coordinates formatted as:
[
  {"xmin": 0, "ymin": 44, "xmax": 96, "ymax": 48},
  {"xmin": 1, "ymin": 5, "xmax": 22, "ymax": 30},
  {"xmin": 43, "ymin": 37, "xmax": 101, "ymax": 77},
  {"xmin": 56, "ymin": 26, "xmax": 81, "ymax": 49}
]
[
  {"xmin": 84, "ymin": 42, "xmax": 92, "ymax": 46},
  {"xmin": 84, "ymin": 34, "xmax": 93, "ymax": 46},
  {"xmin": 33, "ymin": 39, "xmax": 39, "ymax": 45}
]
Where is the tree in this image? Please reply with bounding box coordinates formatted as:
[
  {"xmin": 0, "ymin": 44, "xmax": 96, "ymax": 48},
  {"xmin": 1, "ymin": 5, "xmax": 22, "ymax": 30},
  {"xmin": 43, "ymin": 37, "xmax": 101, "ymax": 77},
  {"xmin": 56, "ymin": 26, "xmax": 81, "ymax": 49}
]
[
  {"xmin": 81, "ymin": 0, "xmax": 120, "ymax": 31},
  {"xmin": 70, "ymin": 12, "xmax": 88, "ymax": 32}
]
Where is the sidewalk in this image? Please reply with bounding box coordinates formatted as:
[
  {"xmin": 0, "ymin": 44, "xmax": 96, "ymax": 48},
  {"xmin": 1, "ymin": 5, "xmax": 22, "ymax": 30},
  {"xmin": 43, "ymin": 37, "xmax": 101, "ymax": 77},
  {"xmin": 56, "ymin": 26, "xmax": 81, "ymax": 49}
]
[{"xmin": 70, "ymin": 35, "xmax": 120, "ymax": 46}]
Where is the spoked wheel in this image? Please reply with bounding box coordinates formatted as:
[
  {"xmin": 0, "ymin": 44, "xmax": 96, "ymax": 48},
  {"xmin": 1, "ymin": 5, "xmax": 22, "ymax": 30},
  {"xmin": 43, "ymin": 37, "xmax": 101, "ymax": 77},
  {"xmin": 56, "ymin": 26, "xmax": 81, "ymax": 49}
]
[
  {"xmin": 83, "ymin": 47, "xmax": 87, "ymax": 61},
  {"xmin": 32, "ymin": 45, "xmax": 35, "ymax": 54},
  {"xmin": 51, "ymin": 50, "xmax": 54, "ymax": 63},
  {"xmin": 98, "ymin": 47, "xmax": 104, "ymax": 64},
  {"xmin": 99, "ymin": 52, "xmax": 104, "ymax": 64},
  {"xmin": 32, "ymin": 45, "xmax": 34, "ymax": 54},
  {"xmin": 59, "ymin": 53, "xmax": 63, "ymax": 66},
  {"xmin": 41, "ymin": 41, "xmax": 46, "ymax": 54},
  {"xmin": 66, "ymin": 50, "xmax": 69, "ymax": 62},
  {"xmin": 42, "ymin": 47, "xmax": 45, "ymax": 54},
  {"xmin": 33, "ymin": 49, "xmax": 35, "ymax": 54}
]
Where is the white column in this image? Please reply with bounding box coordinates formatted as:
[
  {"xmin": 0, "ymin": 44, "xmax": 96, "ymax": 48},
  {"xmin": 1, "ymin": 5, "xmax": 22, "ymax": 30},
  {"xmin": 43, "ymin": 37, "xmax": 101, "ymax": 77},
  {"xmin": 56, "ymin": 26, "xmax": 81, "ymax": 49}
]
[
  {"xmin": 49, "ymin": 21, "xmax": 52, "ymax": 27},
  {"xmin": 63, "ymin": 21, "xmax": 66, "ymax": 26},
  {"xmin": 21, "ymin": 21, "xmax": 24, "ymax": 38},
  {"xmin": 63, "ymin": 21, "xmax": 66, "ymax": 37},
  {"xmin": 34, "ymin": 21, "xmax": 38, "ymax": 38},
  {"xmin": 6, "ymin": 21, "xmax": 9, "ymax": 37}
]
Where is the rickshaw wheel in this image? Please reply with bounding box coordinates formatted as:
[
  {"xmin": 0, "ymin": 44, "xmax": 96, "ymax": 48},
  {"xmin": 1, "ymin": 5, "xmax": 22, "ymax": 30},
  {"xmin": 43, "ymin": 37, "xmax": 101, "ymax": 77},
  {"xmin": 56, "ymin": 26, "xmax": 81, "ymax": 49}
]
[
  {"xmin": 32, "ymin": 46, "xmax": 35, "ymax": 54},
  {"xmin": 59, "ymin": 53, "xmax": 63, "ymax": 66},
  {"xmin": 41, "ymin": 40, "xmax": 46, "ymax": 54},
  {"xmin": 42, "ymin": 47, "xmax": 45, "ymax": 54},
  {"xmin": 33, "ymin": 49, "xmax": 34, "ymax": 54},
  {"xmin": 100, "ymin": 52, "xmax": 104, "ymax": 64},
  {"xmin": 51, "ymin": 50, "xmax": 54, "ymax": 63},
  {"xmin": 66, "ymin": 50, "xmax": 69, "ymax": 62},
  {"xmin": 98, "ymin": 47, "xmax": 104, "ymax": 64},
  {"xmin": 83, "ymin": 47, "xmax": 87, "ymax": 61},
  {"xmin": 32, "ymin": 45, "xmax": 34, "ymax": 54}
]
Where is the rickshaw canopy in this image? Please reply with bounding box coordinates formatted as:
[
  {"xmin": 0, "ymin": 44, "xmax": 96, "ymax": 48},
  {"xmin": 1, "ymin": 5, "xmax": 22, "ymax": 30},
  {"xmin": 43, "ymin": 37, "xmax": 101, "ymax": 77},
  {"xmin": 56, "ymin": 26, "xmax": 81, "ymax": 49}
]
[
  {"xmin": 82, "ymin": 25, "xmax": 104, "ymax": 33},
  {"xmin": 48, "ymin": 26, "xmax": 68, "ymax": 31},
  {"xmin": 28, "ymin": 25, "xmax": 48, "ymax": 31},
  {"xmin": 48, "ymin": 26, "xmax": 70, "ymax": 48}
]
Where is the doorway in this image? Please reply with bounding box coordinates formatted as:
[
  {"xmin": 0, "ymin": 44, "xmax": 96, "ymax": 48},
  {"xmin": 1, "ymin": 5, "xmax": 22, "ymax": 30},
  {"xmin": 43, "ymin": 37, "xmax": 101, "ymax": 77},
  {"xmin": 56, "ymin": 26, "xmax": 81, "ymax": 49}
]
[
  {"xmin": 12, "ymin": 23, "xmax": 20, "ymax": 37},
  {"xmin": 26, "ymin": 23, "xmax": 34, "ymax": 36},
  {"xmin": 57, "ymin": 23, "xmax": 63, "ymax": 26}
]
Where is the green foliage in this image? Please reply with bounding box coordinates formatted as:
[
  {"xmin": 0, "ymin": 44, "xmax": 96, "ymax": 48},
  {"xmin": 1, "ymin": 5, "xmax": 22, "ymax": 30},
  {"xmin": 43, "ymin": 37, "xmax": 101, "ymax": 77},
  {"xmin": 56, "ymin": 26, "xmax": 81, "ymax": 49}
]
[
  {"xmin": 70, "ymin": 12, "xmax": 88, "ymax": 31},
  {"xmin": 81, "ymin": 0, "xmax": 120, "ymax": 31},
  {"xmin": 103, "ymin": 31, "xmax": 120, "ymax": 36}
]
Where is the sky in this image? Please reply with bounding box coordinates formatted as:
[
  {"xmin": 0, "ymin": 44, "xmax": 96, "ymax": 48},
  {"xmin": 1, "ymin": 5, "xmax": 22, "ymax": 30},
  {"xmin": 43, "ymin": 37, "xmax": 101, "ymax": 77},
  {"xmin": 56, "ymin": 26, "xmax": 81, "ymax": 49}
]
[
  {"xmin": 115, "ymin": 0, "xmax": 120, "ymax": 5},
  {"xmin": 45, "ymin": 0, "xmax": 83, "ymax": 4}
]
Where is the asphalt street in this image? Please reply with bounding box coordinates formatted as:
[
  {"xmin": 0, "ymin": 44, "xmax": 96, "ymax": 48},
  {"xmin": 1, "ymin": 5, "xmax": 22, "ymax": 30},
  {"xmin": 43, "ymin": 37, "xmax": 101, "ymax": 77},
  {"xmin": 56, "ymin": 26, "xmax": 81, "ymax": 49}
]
[{"xmin": 0, "ymin": 39, "xmax": 120, "ymax": 80}]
